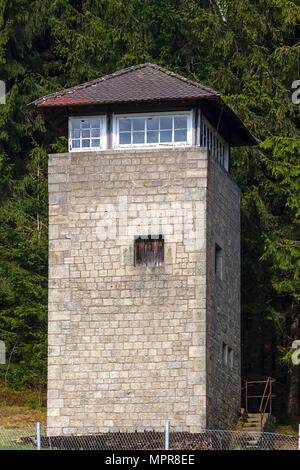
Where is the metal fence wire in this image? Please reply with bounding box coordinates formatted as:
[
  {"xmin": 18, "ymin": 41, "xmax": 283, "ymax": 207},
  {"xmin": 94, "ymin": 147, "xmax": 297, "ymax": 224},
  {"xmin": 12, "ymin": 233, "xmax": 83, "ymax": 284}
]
[
  {"xmin": 0, "ymin": 425, "xmax": 299, "ymax": 450},
  {"xmin": 0, "ymin": 427, "xmax": 39, "ymax": 450}
]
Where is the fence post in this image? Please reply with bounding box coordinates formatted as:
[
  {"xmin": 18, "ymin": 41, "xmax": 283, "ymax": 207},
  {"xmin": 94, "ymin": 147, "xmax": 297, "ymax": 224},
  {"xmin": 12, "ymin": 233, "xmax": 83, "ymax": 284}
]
[
  {"xmin": 165, "ymin": 420, "xmax": 170, "ymax": 450},
  {"xmin": 36, "ymin": 422, "xmax": 41, "ymax": 450}
]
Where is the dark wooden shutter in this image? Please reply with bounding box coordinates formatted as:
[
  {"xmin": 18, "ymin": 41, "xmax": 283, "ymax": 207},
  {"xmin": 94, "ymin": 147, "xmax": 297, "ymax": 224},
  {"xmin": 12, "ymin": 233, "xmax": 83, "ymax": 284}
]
[{"xmin": 135, "ymin": 237, "xmax": 164, "ymax": 266}]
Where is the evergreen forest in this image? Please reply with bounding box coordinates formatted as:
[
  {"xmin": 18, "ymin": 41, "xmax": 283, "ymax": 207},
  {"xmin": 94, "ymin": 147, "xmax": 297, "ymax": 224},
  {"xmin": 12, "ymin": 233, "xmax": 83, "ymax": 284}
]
[{"xmin": 0, "ymin": 0, "xmax": 299, "ymax": 423}]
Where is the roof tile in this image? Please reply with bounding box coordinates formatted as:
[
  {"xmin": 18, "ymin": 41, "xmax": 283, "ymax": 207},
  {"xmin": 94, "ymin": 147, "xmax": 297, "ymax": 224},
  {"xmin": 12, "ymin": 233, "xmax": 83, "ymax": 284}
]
[{"xmin": 34, "ymin": 63, "xmax": 218, "ymax": 107}]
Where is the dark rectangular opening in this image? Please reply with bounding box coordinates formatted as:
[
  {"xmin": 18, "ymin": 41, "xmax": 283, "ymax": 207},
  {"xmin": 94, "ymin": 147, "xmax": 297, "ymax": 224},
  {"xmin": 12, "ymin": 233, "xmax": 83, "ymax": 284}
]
[
  {"xmin": 228, "ymin": 347, "xmax": 233, "ymax": 369},
  {"xmin": 222, "ymin": 342, "xmax": 228, "ymax": 366},
  {"xmin": 215, "ymin": 243, "xmax": 223, "ymax": 279},
  {"xmin": 134, "ymin": 235, "xmax": 164, "ymax": 267}
]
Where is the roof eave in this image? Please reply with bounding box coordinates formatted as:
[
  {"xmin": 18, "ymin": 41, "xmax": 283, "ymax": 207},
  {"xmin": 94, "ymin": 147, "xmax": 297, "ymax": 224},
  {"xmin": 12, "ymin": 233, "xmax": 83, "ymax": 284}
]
[
  {"xmin": 37, "ymin": 95, "xmax": 258, "ymax": 147},
  {"xmin": 205, "ymin": 95, "xmax": 258, "ymax": 147},
  {"xmin": 35, "ymin": 94, "xmax": 216, "ymax": 108}
]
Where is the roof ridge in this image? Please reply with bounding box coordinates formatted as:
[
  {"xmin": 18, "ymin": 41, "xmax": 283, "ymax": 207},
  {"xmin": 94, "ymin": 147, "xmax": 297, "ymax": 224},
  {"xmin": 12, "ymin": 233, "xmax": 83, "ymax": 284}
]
[
  {"xmin": 30, "ymin": 63, "xmax": 218, "ymax": 106},
  {"xmin": 147, "ymin": 64, "xmax": 218, "ymax": 95}
]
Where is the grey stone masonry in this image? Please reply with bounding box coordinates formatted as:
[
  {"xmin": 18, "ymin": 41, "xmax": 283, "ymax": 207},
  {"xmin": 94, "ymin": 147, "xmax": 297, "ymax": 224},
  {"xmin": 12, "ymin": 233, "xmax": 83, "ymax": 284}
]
[
  {"xmin": 47, "ymin": 147, "xmax": 240, "ymax": 436},
  {"xmin": 206, "ymin": 156, "xmax": 241, "ymax": 429}
]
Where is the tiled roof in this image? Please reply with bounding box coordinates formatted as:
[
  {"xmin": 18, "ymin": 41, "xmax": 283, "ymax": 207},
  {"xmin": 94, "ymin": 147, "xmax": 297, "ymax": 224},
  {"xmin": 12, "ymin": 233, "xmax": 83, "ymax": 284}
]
[
  {"xmin": 33, "ymin": 63, "xmax": 219, "ymax": 107},
  {"xmin": 32, "ymin": 63, "xmax": 258, "ymax": 146}
]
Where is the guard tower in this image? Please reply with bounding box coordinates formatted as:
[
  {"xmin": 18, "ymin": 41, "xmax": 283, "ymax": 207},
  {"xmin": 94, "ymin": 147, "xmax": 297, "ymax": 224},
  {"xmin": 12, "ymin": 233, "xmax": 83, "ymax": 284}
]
[{"xmin": 34, "ymin": 64, "xmax": 256, "ymax": 436}]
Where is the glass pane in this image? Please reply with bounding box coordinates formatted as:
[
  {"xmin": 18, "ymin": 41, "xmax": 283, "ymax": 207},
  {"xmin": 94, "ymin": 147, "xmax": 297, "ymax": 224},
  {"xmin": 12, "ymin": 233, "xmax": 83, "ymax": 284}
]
[
  {"xmin": 72, "ymin": 139, "xmax": 80, "ymax": 148},
  {"xmin": 174, "ymin": 129, "xmax": 187, "ymax": 142},
  {"xmin": 132, "ymin": 119, "xmax": 145, "ymax": 131},
  {"xmin": 91, "ymin": 128, "xmax": 100, "ymax": 137},
  {"xmin": 119, "ymin": 119, "xmax": 131, "ymax": 132},
  {"xmin": 71, "ymin": 120, "xmax": 80, "ymax": 129},
  {"xmin": 82, "ymin": 129, "xmax": 90, "ymax": 138},
  {"xmin": 174, "ymin": 116, "xmax": 187, "ymax": 129},
  {"xmin": 147, "ymin": 131, "xmax": 159, "ymax": 143},
  {"xmin": 160, "ymin": 117, "xmax": 172, "ymax": 130},
  {"xmin": 82, "ymin": 139, "xmax": 90, "ymax": 147},
  {"xmin": 91, "ymin": 139, "xmax": 100, "ymax": 147},
  {"xmin": 119, "ymin": 132, "xmax": 131, "ymax": 145},
  {"xmin": 147, "ymin": 117, "xmax": 159, "ymax": 131},
  {"xmin": 81, "ymin": 120, "xmax": 90, "ymax": 129},
  {"xmin": 160, "ymin": 130, "xmax": 172, "ymax": 143},
  {"xmin": 91, "ymin": 119, "xmax": 100, "ymax": 128},
  {"xmin": 133, "ymin": 131, "xmax": 144, "ymax": 144},
  {"xmin": 72, "ymin": 129, "xmax": 80, "ymax": 138}
]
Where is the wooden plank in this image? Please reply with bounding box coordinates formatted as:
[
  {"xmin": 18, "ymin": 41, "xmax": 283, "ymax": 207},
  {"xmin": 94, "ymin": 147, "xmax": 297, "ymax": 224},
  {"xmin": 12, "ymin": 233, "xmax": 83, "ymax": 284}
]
[{"xmin": 135, "ymin": 237, "xmax": 164, "ymax": 266}]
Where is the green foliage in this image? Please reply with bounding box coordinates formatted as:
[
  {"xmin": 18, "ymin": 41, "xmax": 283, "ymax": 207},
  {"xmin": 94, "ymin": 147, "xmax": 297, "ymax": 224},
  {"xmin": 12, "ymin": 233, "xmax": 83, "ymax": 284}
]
[
  {"xmin": 0, "ymin": 0, "xmax": 299, "ymax": 416},
  {"xmin": 0, "ymin": 142, "xmax": 48, "ymax": 388}
]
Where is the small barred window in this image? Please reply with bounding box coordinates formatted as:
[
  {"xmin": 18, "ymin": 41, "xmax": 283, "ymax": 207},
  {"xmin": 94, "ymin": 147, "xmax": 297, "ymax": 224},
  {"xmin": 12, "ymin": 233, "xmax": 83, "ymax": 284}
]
[{"xmin": 134, "ymin": 236, "xmax": 164, "ymax": 267}]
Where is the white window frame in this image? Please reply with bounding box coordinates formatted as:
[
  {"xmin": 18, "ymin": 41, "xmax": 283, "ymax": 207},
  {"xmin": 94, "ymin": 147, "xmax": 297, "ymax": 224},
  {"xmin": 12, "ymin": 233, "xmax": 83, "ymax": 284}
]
[
  {"xmin": 200, "ymin": 115, "xmax": 229, "ymax": 171},
  {"xmin": 68, "ymin": 116, "xmax": 107, "ymax": 152},
  {"xmin": 112, "ymin": 110, "xmax": 193, "ymax": 149}
]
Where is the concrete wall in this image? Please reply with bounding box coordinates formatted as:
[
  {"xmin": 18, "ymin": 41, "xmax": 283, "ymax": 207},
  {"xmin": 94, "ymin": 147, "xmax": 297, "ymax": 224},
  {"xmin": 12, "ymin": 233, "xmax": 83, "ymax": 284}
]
[{"xmin": 47, "ymin": 147, "xmax": 241, "ymax": 436}]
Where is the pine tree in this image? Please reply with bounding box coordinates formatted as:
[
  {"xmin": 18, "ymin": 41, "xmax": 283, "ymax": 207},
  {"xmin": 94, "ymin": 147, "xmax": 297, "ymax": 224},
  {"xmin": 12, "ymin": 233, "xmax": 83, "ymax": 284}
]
[{"xmin": 0, "ymin": 0, "xmax": 299, "ymax": 419}]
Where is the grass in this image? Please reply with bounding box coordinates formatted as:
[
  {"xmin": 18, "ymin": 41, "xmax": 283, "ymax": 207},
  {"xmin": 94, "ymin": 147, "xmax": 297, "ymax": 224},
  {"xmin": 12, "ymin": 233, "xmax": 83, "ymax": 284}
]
[
  {"xmin": 0, "ymin": 427, "xmax": 40, "ymax": 450},
  {"xmin": 0, "ymin": 384, "xmax": 47, "ymax": 449},
  {"xmin": 0, "ymin": 384, "xmax": 50, "ymax": 450},
  {"xmin": 0, "ymin": 405, "xmax": 47, "ymax": 428},
  {"xmin": 0, "ymin": 384, "xmax": 298, "ymax": 450},
  {"xmin": 274, "ymin": 413, "xmax": 299, "ymax": 436},
  {"xmin": 0, "ymin": 384, "xmax": 46, "ymax": 407},
  {"xmin": 274, "ymin": 424, "xmax": 298, "ymax": 436},
  {"xmin": 0, "ymin": 445, "xmax": 36, "ymax": 450}
]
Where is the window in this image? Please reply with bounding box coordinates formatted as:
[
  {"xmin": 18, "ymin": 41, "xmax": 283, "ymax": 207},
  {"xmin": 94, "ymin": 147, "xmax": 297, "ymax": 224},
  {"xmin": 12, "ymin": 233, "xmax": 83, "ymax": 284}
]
[
  {"xmin": 200, "ymin": 116, "xmax": 229, "ymax": 171},
  {"xmin": 134, "ymin": 235, "xmax": 164, "ymax": 267},
  {"xmin": 215, "ymin": 243, "xmax": 223, "ymax": 280},
  {"xmin": 222, "ymin": 343, "xmax": 233, "ymax": 369},
  {"xmin": 113, "ymin": 111, "xmax": 192, "ymax": 148},
  {"xmin": 222, "ymin": 342, "xmax": 228, "ymax": 366},
  {"xmin": 69, "ymin": 116, "xmax": 106, "ymax": 152},
  {"xmin": 228, "ymin": 347, "xmax": 233, "ymax": 369}
]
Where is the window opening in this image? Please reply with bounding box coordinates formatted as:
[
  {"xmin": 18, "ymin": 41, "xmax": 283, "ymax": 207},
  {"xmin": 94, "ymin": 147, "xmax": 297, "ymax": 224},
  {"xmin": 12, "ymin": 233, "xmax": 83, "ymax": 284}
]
[{"xmin": 135, "ymin": 235, "xmax": 164, "ymax": 267}]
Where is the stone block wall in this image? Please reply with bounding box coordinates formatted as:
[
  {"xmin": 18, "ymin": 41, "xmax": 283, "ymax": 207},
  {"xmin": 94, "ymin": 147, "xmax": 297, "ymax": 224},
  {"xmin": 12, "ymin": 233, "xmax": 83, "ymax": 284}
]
[
  {"xmin": 47, "ymin": 147, "xmax": 241, "ymax": 436},
  {"xmin": 47, "ymin": 148, "xmax": 210, "ymax": 436},
  {"xmin": 206, "ymin": 156, "xmax": 241, "ymax": 429}
]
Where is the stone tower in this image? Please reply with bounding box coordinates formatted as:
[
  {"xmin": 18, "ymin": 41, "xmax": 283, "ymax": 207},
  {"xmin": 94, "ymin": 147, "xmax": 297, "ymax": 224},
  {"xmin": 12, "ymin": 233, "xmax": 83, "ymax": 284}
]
[{"xmin": 34, "ymin": 64, "xmax": 256, "ymax": 436}]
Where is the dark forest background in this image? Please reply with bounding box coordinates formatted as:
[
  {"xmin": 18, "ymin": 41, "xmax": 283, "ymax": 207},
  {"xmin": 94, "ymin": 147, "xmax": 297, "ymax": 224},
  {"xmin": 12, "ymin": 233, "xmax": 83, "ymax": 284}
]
[{"xmin": 0, "ymin": 0, "xmax": 299, "ymax": 422}]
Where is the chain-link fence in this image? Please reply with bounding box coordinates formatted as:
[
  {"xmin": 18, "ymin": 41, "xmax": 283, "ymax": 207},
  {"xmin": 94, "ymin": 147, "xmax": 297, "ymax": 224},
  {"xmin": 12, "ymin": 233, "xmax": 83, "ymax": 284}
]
[
  {"xmin": 0, "ymin": 427, "xmax": 39, "ymax": 450},
  {"xmin": 0, "ymin": 424, "xmax": 299, "ymax": 450}
]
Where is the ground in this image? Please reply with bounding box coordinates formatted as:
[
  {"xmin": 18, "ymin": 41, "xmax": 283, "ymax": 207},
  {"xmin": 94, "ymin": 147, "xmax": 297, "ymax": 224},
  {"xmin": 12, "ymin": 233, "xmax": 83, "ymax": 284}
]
[
  {"xmin": 0, "ymin": 385, "xmax": 47, "ymax": 428},
  {"xmin": 0, "ymin": 406, "xmax": 47, "ymax": 428},
  {"xmin": 0, "ymin": 385, "xmax": 297, "ymax": 435}
]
